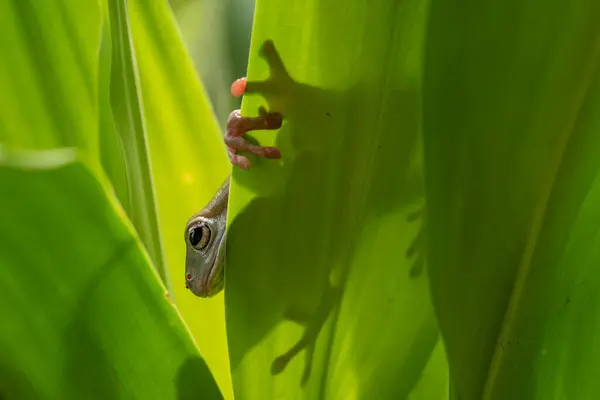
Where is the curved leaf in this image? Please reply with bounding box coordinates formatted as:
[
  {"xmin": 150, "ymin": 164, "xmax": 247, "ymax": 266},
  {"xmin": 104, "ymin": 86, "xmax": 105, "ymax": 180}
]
[{"xmin": 0, "ymin": 148, "xmax": 221, "ymax": 400}]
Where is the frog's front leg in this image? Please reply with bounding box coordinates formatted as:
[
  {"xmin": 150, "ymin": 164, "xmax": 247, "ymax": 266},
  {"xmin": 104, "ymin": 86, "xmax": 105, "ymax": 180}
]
[{"xmin": 225, "ymin": 78, "xmax": 283, "ymax": 170}]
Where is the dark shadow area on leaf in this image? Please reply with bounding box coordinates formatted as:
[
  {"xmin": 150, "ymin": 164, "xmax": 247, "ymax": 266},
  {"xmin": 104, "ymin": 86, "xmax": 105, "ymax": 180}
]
[
  {"xmin": 226, "ymin": 151, "xmax": 344, "ymax": 388},
  {"xmin": 226, "ymin": 40, "xmax": 352, "ymax": 387},
  {"xmin": 226, "ymin": 39, "xmax": 428, "ymax": 389},
  {"xmin": 0, "ymin": 358, "xmax": 41, "ymax": 400}
]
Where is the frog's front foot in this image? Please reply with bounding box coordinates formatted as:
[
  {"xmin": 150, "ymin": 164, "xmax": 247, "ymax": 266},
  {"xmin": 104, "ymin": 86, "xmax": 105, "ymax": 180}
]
[
  {"xmin": 225, "ymin": 105, "xmax": 283, "ymax": 170},
  {"xmin": 225, "ymin": 39, "xmax": 293, "ymax": 169},
  {"xmin": 232, "ymin": 39, "xmax": 294, "ymax": 98}
]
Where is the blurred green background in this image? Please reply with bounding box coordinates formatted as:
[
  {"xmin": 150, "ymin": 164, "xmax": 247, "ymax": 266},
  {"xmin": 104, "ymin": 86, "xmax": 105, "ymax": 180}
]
[{"xmin": 170, "ymin": 0, "xmax": 255, "ymax": 124}]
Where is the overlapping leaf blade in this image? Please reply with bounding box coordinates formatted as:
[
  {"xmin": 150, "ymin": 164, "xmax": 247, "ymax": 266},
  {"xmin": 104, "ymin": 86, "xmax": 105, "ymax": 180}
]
[
  {"xmin": 422, "ymin": 0, "xmax": 600, "ymax": 398},
  {"xmin": 0, "ymin": 151, "xmax": 221, "ymax": 399}
]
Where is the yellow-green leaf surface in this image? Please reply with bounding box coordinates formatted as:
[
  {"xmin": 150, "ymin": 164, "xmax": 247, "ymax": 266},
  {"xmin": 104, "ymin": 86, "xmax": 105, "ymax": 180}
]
[
  {"xmin": 225, "ymin": 0, "xmax": 448, "ymax": 398},
  {"xmin": 422, "ymin": 0, "xmax": 600, "ymax": 398},
  {"xmin": 0, "ymin": 149, "xmax": 221, "ymax": 399},
  {"xmin": 127, "ymin": 0, "xmax": 233, "ymax": 395}
]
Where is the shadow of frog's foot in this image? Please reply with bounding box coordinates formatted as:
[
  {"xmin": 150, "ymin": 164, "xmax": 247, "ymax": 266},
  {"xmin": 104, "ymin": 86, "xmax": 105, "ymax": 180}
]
[
  {"xmin": 270, "ymin": 308, "xmax": 317, "ymax": 387},
  {"xmin": 271, "ymin": 339, "xmax": 315, "ymax": 387},
  {"xmin": 406, "ymin": 207, "xmax": 426, "ymax": 278},
  {"xmin": 244, "ymin": 39, "xmax": 295, "ymax": 97},
  {"xmin": 270, "ymin": 285, "xmax": 343, "ymax": 386}
]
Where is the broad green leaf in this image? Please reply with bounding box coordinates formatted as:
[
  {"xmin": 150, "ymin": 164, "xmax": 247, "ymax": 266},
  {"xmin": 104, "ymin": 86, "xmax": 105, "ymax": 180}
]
[
  {"xmin": 0, "ymin": 148, "xmax": 221, "ymax": 399},
  {"xmin": 127, "ymin": 0, "xmax": 233, "ymax": 395},
  {"xmin": 422, "ymin": 0, "xmax": 600, "ymax": 398},
  {"xmin": 0, "ymin": 0, "xmax": 99, "ymax": 152},
  {"xmin": 225, "ymin": 0, "xmax": 448, "ymax": 398}
]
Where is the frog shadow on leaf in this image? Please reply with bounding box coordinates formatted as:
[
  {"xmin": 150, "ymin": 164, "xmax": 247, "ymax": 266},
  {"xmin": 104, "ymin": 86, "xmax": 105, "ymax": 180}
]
[{"xmin": 225, "ymin": 39, "xmax": 426, "ymax": 387}]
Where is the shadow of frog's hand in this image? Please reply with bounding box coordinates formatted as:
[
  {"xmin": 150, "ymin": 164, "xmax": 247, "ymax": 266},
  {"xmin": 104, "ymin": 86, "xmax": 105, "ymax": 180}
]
[
  {"xmin": 266, "ymin": 206, "xmax": 427, "ymax": 388},
  {"xmin": 243, "ymin": 39, "xmax": 295, "ymax": 100},
  {"xmin": 270, "ymin": 284, "xmax": 343, "ymax": 387}
]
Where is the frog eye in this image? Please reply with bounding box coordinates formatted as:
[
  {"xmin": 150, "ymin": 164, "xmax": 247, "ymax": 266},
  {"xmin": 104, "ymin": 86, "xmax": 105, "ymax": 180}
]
[{"xmin": 189, "ymin": 224, "xmax": 211, "ymax": 250}]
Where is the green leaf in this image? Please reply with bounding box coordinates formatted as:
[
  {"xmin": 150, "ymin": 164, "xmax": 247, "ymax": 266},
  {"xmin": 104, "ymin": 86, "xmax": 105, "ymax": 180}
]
[
  {"xmin": 224, "ymin": 0, "xmax": 448, "ymax": 398},
  {"xmin": 0, "ymin": 148, "xmax": 221, "ymax": 399},
  {"xmin": 0, "ymin": 0, "xmax": 100, "ymax": 152},
  {"xmin": 106, "ymin": 0, "xmax": 170, "ymax": 289},
  {"xmin": 422, "ymin": 0, "xmax": 600, "ymax": 398}
]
